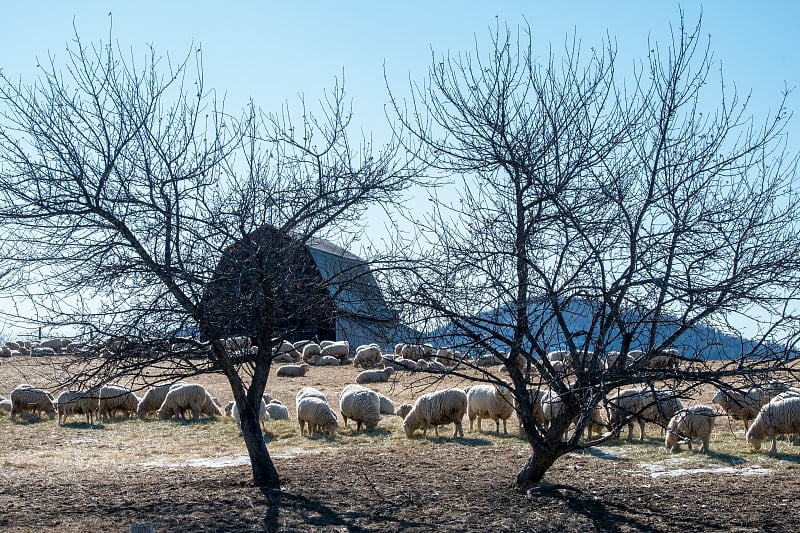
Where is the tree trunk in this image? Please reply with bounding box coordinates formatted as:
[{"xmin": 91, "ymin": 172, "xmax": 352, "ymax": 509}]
[
  {"xmin": 239, "ymin": 407, "xmax": 280, "ymax": 488},
  {"xmin": 515, "ymin": 448, "xmax": 561, "ymax": 492}
]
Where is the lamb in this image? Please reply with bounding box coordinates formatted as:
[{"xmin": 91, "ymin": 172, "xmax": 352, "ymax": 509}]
[
  {"xmin": 231, "ymin": 397, "xmax": 269, "ymax": 432},
  {"xmin": 10, "ymin": 385, "xmax": 55, "ymax": 422},
  {"xmin": 320, "ymin": 340, "xmax": 350, "ymax": 363},
  {"xmin": 746, "ymin": 396, "xmax": 800, "ymax": 453},
  {"xmin": 339, "ymin": 384, "xmax": 382, "ymax": 430},
  {"xmin": 157, "ymin": 383, "xmax": 221, "ymax": 421},
  {"xmin": 296, "ymin": 396, "xmax": 339, "ymax": 436},
  {"xmin": 466, "ymin": 383, "xmax": 515, "ymax": 435},
  {"xmin": 31, "ymin": 346, "xmax": 56, "ymax": 357},
  {"xmin": 265, "ymin": 400, "xmax": 290, "ymax": 420},
  {"xmin": 352, "ymin": 344, "xmax": 382, "ymax": 368},
  {"xmin": 355, "ymin": 367, "xmax": 395, "ymax": 384},
  {"xmin": 296, "ymin": 386, "xmax": 327, "ymax": 404},
  {"xmin": 136, "ymin": 382, "xmax": 187, "ymax": 419},
  {"xmin": 98, "ymin": 384, "xmax": 140, "ymax": 420},
  {"xmin": 56, "ymin": 387, "xmax": 100, "ymax": 425},
  {"xmin": 310, "ymin": 354, "xmax": 340, "ymax": 366},
  {"xmin": 397, "ymin": 403, "xmax": 413, "ymax": 419},
  {"xmin": 402, "ymin": 388, "xmax": 467, "ymax": 438},
  {"xmin": 665, "ymin": 405, "xmax": 716, "ymax": 453},
  {"xmin": 275, "ymin": 363, "xmax": 310, "ymax": 377}
]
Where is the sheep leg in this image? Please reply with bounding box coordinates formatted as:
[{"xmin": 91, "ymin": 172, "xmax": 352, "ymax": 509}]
[
  {"xmin": 638, "ymin": 420, "xmax": 646, "ymax": 440},
  {"xmin": 687, "ymin": 439, "xmax": 693, "ymax": 451},
  {"xmin": 454, "ymin": 422, "xmax": 464, "ymax": 438},
  {"xmin": 701, "ymin": 436, "xmax": 709, "ymax": 452},
  {"xmin": 501, "ymin": 418, "xmax": 507, "ymax": 435},
  {"xmin": 769, "ymin": 437, "xmax": 778, "ymax": 454}
]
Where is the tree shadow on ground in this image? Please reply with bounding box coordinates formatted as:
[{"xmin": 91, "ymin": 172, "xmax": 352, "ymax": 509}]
[{"xmin": 60, "ymin": 421, "xmax": 105, "ymax": 430}]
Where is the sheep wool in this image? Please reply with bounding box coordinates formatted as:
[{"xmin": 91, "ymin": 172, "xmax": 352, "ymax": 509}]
[
  {"xmin": 339, "ymin": 384, "xmax": 382, "ymax": 431},
  {"xmin": 10, "ymin": 385, "xmax": 55, "ymax": 422},
  {"xmin": 56, "ymin": 388, "xmax": 100, "ymax": 425},
  {"xmin": 265, "ymin": 400, "xmax": 290, "ymax": 420},
  {"xmin": 296, "ymin": 396, "xmax": 338, "ymax": 436},
  {"xmin": 665, "ymin": 405, "xmax": 716, "ymax": 452},
  {"xmin": 276, "ymin": 364, "xmax": 310, "ymax": 378},
  {"xmin": 296, "ymin": 387, "xmax": 327, "ymax": 405},
  {"xmin": 746, "ymin": 397, "xmax": 800, "ymax": 453},
  {"xmin": 466, "ymin": 383, "xmax": 514, "ymax": 435},
  {"xmin": 355, "ymin": 367, "xmax": 395, "ymax": 384},
  {"xmin": 376, "ymin": 393, "xmax": 395, "ymax": 415},
  {"xmin": 136, "ymin": 382, "xmax": 187, "ymax": 419},
  {"xmin": 231, "ymin": 397, "xmax": 269, "ymax": 431},
  {"xmin": 157, "ymin": 383, "xmax": 219, "ymax": 421},
  {"xmin": 99, "ymin": 384, "xmax": 140, "ymax": 421},
  {"xmin": 352, "ymin": 344, "xmax": 382, "ymax": 368},
  {"xmin": 403, "ymin": 388, "xmax": 467, "ymax": 438}
]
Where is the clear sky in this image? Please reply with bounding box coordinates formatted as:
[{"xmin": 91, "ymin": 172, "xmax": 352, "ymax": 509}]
[{"xmin": 0, "ymin": 1, "xmax": 797, "ymax": 339}]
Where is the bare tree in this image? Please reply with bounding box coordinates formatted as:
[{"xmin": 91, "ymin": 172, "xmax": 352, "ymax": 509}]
[
  {"xmin": 385, "ymin": 15, "xmax": 800, "ymax": 492},
  {"xmin": 0, "ymin": 27, "xmax": 416, "ymax": 487}
]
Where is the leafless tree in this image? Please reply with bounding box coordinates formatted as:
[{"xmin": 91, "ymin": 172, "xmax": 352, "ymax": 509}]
[
  {"xmin": 385, "ymin": 14, "xmax": 800, "ymax": 492},
  {"xmin": 0, "ymin": 27, "xmax": 417, "ymax": 487}
]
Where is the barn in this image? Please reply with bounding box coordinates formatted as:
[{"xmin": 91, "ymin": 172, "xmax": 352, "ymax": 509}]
[{"xmin": 201, "ymin": 225, "xmax": 403, "ymax": 351}]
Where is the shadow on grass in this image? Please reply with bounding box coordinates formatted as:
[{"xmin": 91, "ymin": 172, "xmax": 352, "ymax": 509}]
[{"xmin": 60, "ymin": 421, "xmax": 105, "ymax": 430}]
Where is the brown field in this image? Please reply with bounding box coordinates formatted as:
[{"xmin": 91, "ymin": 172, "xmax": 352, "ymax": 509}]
[{"xmin": 1, "ymin": 357, "xmax": 799, "ymax": 532}]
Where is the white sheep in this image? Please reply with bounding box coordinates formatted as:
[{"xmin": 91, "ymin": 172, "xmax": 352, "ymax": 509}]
[
  {"xmin": 339, "ymin": 384, "xmax": 382, "ymax": 430},
  {"xmin": 400, "ymin": 343, "xmax": 434, "ymax": 361},
  {"xmin": 56, "ymin": 388, "xmax": 100, "ymax": 425},
  {"xmin": 604, "ymin": 351, "xmax": 634, "ymax": 370},
  {"xmin": 355, "ymin": 367, "xmax": 395, "ymax": 384},
  {"xmin": 376, "ymin": 392, "xmax": 395, "ymax": 415},
  {"xmin": 136, "ymin": 382, "xmax": 187, "ymax": 419},
  {"xmin": 296, "ymin": 396, "xmax": 339, "ymax": 436},
  {"xmin": 352, "ymin": 344, "xmax": 382, "ymax": 368},
  {"xmin": 231, "ymin": 397, "xmax": 269, "ymax": 432},
  {"xmin": 157, "ymin": 383, "xmax": 221, "ymax": 421},
  {"xmin": 296, "ymin": 386, "xmax": 328, "ymax": 405},
  {"xmin": 98, "ymin": 384, "xmax": 140, "ymax": 421},
  {"xmin": 608, "ymin": 388, "xmax": 684, "ymax": 440},
  {"xmin": 474, "ymin": 354, "xmax": 502, "ymax": 367},
  {"xmin": 746, "ymin": 396, "xmax": 800, "ymax": 453},
  {"xmin": 466, "ymin": 383, "xmax": 515, "ymax": 435},
  {"xmin": 275, "ymin": 363, "xmax": 310, "ymax": 377},
  {"xmin": 382, "ymin": 356, "xmax": 417, "ymax": 371},
  {"xmin": 665, "ymin": 405, "xmax": 716, "ymax": 453},
  {"xmin": 0, "ymin": 399, "xmax": 11, "ymax": 414},
  {"xmin": 10, "ymin": 385, "xmax": 55, "ymax": 422},
  {"xmin": 397, "ymin": 403, "xmax": 413, "ymax": 419},
  {"xmin": 402, "ymin": 388, "xmax": 467, "ymax": 438},
  {"xmin": 320, "ymin": 340, "xmax": 350, "ymax": 362},
  {"xmin": 224, "ymin": 400, "xmax": 235, "ymax": 417},
  {"xmin": 646, "ymin": 348, "xmax": 681, "ymax": 369},
  {"xmin": 711, "ymin": 385, "xmax": 780, "ymax": 433},
  {"xmin": 310, "ymin": 354, "xmax": 340, "ymax": 366},
  {"xmin": 265, "ymin": 400, "xmax": 290, "ymax": 420},
  {"xmin": 301, "ymin": 342, "xmax": 322, "ymax": 362},
  {"xmin": 272, "ymin": 353, "xmax": 296, "ymax": 364}
]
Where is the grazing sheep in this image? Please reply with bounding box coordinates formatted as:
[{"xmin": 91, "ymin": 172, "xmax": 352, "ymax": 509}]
[
  {"xmin": 466, "ymin": 383, "xmax": 515, "ymax": 435},
  {"xmin": 352, "ymin": 344, "xmax": 382, "ymax": 368},
  {"xmin": 231, "ymin": 397, "xmax": 269, "ymax": 432},
  {"xmin": 339, "ymin": 384, "xmax": 382, "ymax": 431},
  {"xmin": 403, "ymin": 388, "xmax": 467, "ymax": 438},
  {"xmin": 355, "ymin": 367, "xmax": 395, "ymax": 384},
  {"xmin": 302, "ymin": 342, "xmax": 322, "ymax": 362},
  {"xmin": 608, "ymin": 388, "xmax": 684, "ymax": 440},
  {"xmin": 98, "ymin": 384, "xmax": 140, "ymax": 421},
  {"xmin": 665, "ymin": 405, "xmax": 716, "ymax": 453},
  {"xmin": 397, "ymin": 403, "xmax": 413, "ymax": 419},
  {"xmin": 746, "ymin": 396, "xmax": 800, "ymax": 453},
  {"xmin": 296, "ymin": 386, "xmax": 327, "ymax": 404},
  {"xmin": 10, "ymin": 385, "xmax": 55, "ymax": 422},
  {"xmin": 276, "ymin": 363, "xmax": 310, "ymax": 378},
  {"xmin": 646, "ymin": 348, "xmax": 681, "ymax": 369},
  {"xmin": 474, "ymin": 354, "xmax": 502, "ymax": 367},
  {"xmin": 310, "ymin": 354, "xmax": 340, "ymax": 366},
  {"xmin": 321, "ymin": 340, "xmax": 350, "ymax": 362},
  {"xmin": 157, "ymin": 383, "xmax": 221, "ymax": 421},
  {"xmin": 56, "ymin": 387, "xmax": 100, "ymax": 425},
  {"xmin": 516, "ymin": 388, "xmax": 548, "ymax": 435},
  {"xmin": 400, "ymin": 343, "xmax": 434, "ymax": 361},
  {"xmin": 296, "ymin": 396, "xmax": 338, "ymax": 436},
  {"xmin": 711, "ymin": 386, "xmax": 781, "ymax": 433},
  {"xmin": 136, "ymin": 382, "xmax": 187, "ymax": 419},
  {"xmin": 376, "ymin": 393, "xmax": 395, "ymax": 415},
  {"xmin": 265, "ymin": 400, "xmax": 290, "ymax": 421}
]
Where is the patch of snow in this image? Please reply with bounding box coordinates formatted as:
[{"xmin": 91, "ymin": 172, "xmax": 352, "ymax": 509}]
[
  {"xmin": 140, "ymin": 447, "xmax": 318, "ymax": 468},
  {"xmin": 639, "ymin": 462, "xmax": 771, "ymax": 478}
]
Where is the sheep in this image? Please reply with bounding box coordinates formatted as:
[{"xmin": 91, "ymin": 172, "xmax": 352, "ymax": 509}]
[
  {"xmin": 265, "ymin": 400, "xmax": 290, "ymax": 420},
  {"xmin": 98, "ymin": 384, "xmax": 140, "ymax": 421},
  {"xmin": 425, "ymin": 360, "xmax": 448, "ymax": 373},
  {"xmin": 0, "ymin": 346, "xmax": 10, "ymax": 358},
  {"xmin": 382, "ymin": 356, "xmax": 417, "ymax": 371},
  {"xmin": 646, "ymin": 348, "xmax": 681, "ymax": 369},
  {"xmin": 355, "ymin": 367, "xmax": 395, "ymax": 384},
  {"xmin": 224, "ymin": 400, "xmax": 235, "ymax": 417},
  {"xmin": 310, "ymin": 354, "xmax": 340, "ymax": 366},
  {"xmin": 394, "ymin": 343, "xmax": 405, "ymax": 356},
  {"xmin": 547, "ymin": 350, "xmax": 572, "ymax": 367},
  {"xmin": 397, "ymin": 403, "xmax": 413, "ymax": 419},
  {"xmin": 275, "ymin": 363, "xmax": 310, "ymax": 378},
  {"xmin": 604, "ymin": 351, "xmax": 634, "ymax": 371},
  {"xmin": 157, "ymin": 383, "xmax": 221, "ymax": 421},
  {"xmin": 10, "ymin": 385, "xmax": 55, "ymax": 422},
  {"xmin": 746, "ymin": 396, "xmax": 800, "ymax": 453},
  {"xmin": 466, "ymin": 383, "xmax": 515, "ymax": 435},
  {"xmin": 30, "ymin": 346, "xmax": 56, "ymax": 357},
  {"xmin": 538, "ymin": 389, "xmax": 606, "ymax": 438},
  {"xmin": 352, "ymin": 344, "xmax": 382, "ymax": 368},
  {"xmin": 56, "ymin": 387, "xmax": 100, "ymax": 425},
  {"xmin": 665, "ymin": 405, "xmax": 716, "ymax": 453},
  {"xmin": 136, "ymin": 382, "xmax": 187, "ymax": 419},
  {"xmin": 320, "ymin": 340, "xmax": 350, "ymax": 362},
  {"xmin": 301, "ymin": 342, "xmax": 322, "ymax": 362},
  {"xmin": 272, "ymin": 353, "xmax": 296, "ymax": 364},
  {"xmin": 376, "ymin": 393, "xmax": 395, "ymax": 415},
  {"xmin": 415, "ymin": 359, "xmax": 430, "ymax": 371},
  {"xmin": 608, "ymin": 388, "xmax": 684, "ymax": 440},
  {"xmin": 272, "ymin": 339, "xmax": 302, "ymax": 361},
  {"xmin": 400, "ymin": 343, "xmax": 434, "ymax": 361},
  {"xmin": 474, "ymin": 354, "xmax": 502, "ymax": 367},
  {"xmin": 402, "ymin": 388, "xmax": 467, "ymax": 438},
  {"xmin": 339, "ymin": 384, "xmax": 382, "ymax": 430},
  {"xmin": 231, "ymin": 397, "xmax": 269, "ymax": 432},
  {"xmin": 296, "ymin": 386, "xmax": 327, "ymax": 404},
  {"xmin": 224, "ymin": 335, "xmax": 251, "ymax": 353},
  {"xmin": 711, "ymin": 386, "xmax": 781, "ymax": 433},
  {"xmin": 0, "ymin": 399, "xmax": 11, "ymax": 415},
  {"xmin": 296, "ymin": 396, "xmax": 338, "ymax": 436}
]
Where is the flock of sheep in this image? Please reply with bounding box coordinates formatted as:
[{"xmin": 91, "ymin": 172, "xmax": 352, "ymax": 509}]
[{"xmin": 2, "ymin": 337, "xmax": 800, "ymax": 458}]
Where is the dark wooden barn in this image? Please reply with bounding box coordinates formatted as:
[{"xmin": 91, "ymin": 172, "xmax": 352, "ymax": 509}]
[{"xmin": 201, "ymin": 225, "xmax": 402, "ymax": 351}]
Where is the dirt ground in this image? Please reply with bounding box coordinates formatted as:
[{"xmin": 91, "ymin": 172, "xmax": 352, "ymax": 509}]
[{"xmin": 1, "ymin": 356, "xmax": 800, "ymax": 532}]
